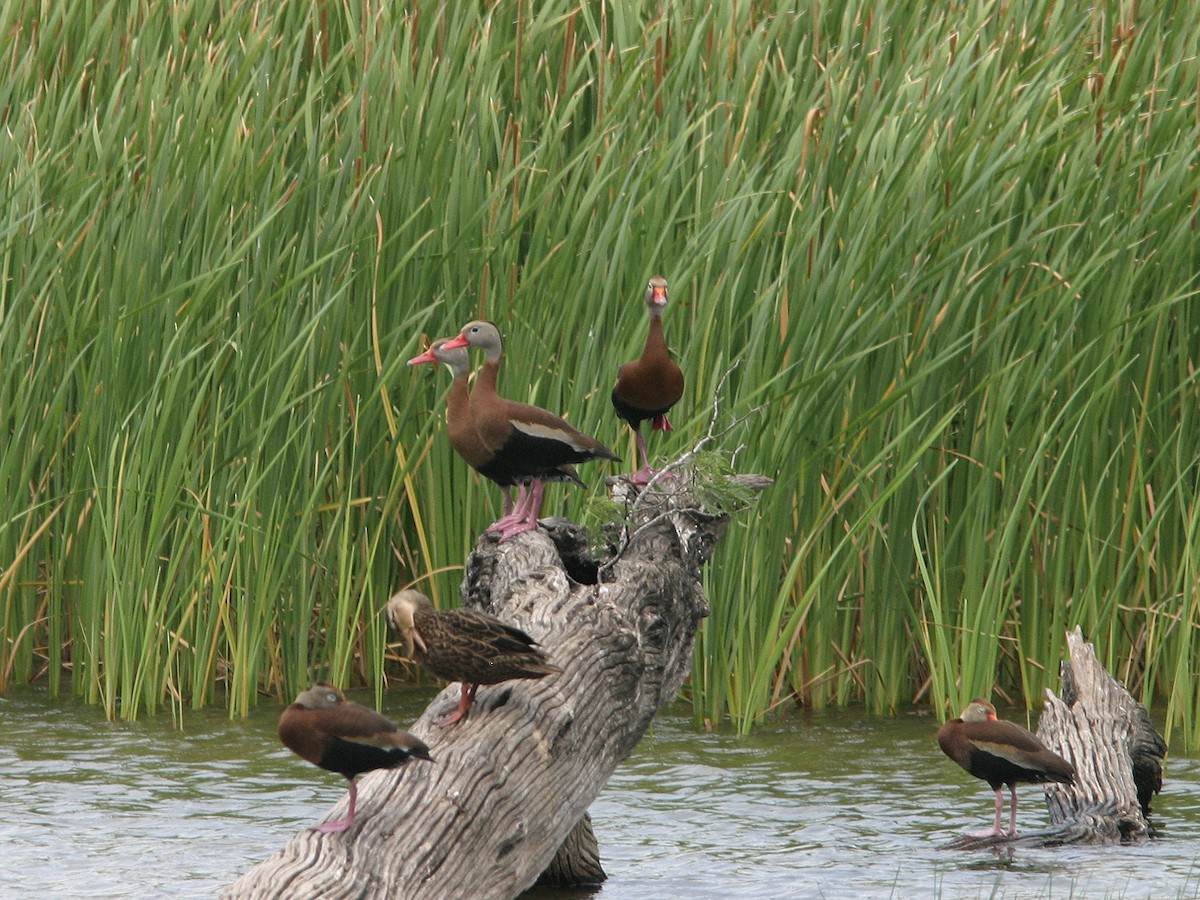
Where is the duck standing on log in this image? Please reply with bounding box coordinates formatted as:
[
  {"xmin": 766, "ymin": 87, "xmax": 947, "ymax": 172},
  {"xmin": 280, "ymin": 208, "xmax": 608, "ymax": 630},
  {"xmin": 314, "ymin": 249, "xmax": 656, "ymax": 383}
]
[
  {"xmin": 937, "ymin": 698, "xmax": 1076, "ymax": 836},
  {"xmin": 386, "ymin": 589, "xmax": 560, "ymax": 727},
  {"xmin": 279, "ymin": 683, "xmax": 432, "ymax": 833},
  {"xmin": 612, "ymin": 275, "xmax": 684, "ymax": 485},
  {"xmin": 442, "ymin": 320, "xmax": 618, "ymax": 540},
  {"xmin": 408, "ymin": 337, "xmax": 583, "ymax": 534}
]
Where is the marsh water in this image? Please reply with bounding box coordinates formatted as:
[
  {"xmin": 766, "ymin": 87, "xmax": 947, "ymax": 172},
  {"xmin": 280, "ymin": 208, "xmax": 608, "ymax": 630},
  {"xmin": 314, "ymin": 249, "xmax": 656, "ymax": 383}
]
[{"xmin": 2, "ymin": 687, "xmax": 1198, "ymax": 899}]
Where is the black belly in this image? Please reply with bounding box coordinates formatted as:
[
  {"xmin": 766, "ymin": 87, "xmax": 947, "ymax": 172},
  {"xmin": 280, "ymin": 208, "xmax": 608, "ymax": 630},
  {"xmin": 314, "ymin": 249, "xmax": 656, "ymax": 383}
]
[
  {"xmin": 318, "ymin": 735, "xmax": 411, "ymax": 779},
  {"xmin": 612, "ymin": 389, "xmax": 670, "ymax": 428}
]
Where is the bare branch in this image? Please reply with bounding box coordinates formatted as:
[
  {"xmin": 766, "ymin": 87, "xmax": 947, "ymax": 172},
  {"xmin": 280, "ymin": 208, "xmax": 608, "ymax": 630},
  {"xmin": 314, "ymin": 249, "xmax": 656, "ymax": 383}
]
[{"xmin": 599, "ymin": 362, "xmax": 767, "ymax": 577}]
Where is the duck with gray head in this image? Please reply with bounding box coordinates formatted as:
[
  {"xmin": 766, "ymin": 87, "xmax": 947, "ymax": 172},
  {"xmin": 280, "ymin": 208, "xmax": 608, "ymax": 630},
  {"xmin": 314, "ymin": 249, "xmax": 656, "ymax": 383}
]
[
  {"xmin": 612, "ymin": 275, "xmax": 684, "ymax": 485},
  {"xmin": 442, "ymin": 320, "xmax": 618, "ymax": 540},
  {"xmin": 937, "ymin": 698, "xmax": 1075, "ymax": 836},
  {"xmin": 278, "ymin": 683, "xmax": 432, "ymax": 833},
  {"xmin": 408, "ymin": 337, "xmax": 581, "ymax": 533}
]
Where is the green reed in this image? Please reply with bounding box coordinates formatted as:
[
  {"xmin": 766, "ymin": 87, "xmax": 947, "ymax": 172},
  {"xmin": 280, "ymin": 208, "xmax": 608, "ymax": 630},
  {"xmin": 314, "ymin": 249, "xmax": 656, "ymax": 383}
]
[{"xmin": 1, "ymin": 0, "xmax": 1199, "ymax": 745}]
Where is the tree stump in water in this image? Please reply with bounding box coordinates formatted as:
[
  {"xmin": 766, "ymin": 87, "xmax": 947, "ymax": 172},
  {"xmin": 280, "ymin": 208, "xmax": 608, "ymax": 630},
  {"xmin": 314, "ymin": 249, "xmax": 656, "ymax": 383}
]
[
  {"xmin": 223, "ymin": 471, "xmax": 768, "ymax": 899},
  {"xmin": 944, "ymin": 627, "xmax": 1166, "ymax": 850}
]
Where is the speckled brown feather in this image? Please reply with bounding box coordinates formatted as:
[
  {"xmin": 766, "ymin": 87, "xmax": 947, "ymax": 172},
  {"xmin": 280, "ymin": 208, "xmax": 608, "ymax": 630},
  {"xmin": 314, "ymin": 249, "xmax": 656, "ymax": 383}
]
[
  {"xmin": 414, "ymin": 605, "xmax": 560, "ymax": 685},
  {"xmin": 386, "ymin": 590, "xmax": 560, "ymax": 688}
]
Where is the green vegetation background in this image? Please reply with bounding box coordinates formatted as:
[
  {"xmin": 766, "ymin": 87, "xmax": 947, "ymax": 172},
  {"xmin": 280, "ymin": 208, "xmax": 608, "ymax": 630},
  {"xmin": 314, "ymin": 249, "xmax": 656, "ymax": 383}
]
[{"xmin": 2, "ymin": 0, "xmax": 1198, "ymax": 743}]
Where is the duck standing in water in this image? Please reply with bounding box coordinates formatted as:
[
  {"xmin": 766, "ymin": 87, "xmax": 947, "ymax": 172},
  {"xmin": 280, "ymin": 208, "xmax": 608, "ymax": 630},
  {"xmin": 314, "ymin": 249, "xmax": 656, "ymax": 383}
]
[{"xmin": 937, "ymin": 698, "xmax": 1075, "ymax": 836}]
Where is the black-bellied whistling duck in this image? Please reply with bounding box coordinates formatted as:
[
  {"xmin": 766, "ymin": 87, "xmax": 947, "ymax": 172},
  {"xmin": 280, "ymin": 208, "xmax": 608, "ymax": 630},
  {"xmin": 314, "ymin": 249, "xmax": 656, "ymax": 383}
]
[
  {"xmin": 442, "ymin": 320, "xmax": 618, "ymax": 540},
  {"xmin": 409, "ymin": 338, "xmax": 516, "ymax": 520},
  {"xmin": 408, "ymin": 338, "xmax": 583, "ymax": 532},
  {"xmin": 409, "ymin": 338, "xmax": 499, "ymax": 493},
  {"xmin": 937, "ymin": 698, "xmax": 1076, "ymax": 836},
  {"xmin": 612, "ymin": 275, "xmax": 684, "ymax": 485},
  {"xmin": 386, "ymin": 589, "xmax": 560, "ymax": 727},
  {"xmin": 279, "ymin": 683, "xmax": 432, "ymax": 833}
]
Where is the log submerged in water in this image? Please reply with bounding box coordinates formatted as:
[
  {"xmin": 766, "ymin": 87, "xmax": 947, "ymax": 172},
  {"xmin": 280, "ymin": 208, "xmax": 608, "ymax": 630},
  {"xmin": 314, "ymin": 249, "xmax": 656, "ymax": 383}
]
[
  {"xmin": 944, "ymin": 627, "xmax": 1166, "ymax": 850},
  {"xmin": 223, "ymin": 469, "xmax": 768, "ymax": 899}
]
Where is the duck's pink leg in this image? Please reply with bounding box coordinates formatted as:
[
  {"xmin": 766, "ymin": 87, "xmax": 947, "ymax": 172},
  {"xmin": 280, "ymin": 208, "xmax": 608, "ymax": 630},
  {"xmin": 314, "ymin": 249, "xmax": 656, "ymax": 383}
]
[
  {"xmin": 490, "ymin": 484, "xmax": 528, "ymax": 533},
  {"xmin": 311, "ymin": 779, "xmax": 357, "ymax": 834},
  {"xmin": 629, "ymin": 428, "xmax": 655, "ymax": 485},
  {"xmin": 965, "ymin": 787, "xmax": 1006, "ymax": 838},
  {"xmin": 497, "ymin": 481, "xmax": 542, "ymax": 541}
]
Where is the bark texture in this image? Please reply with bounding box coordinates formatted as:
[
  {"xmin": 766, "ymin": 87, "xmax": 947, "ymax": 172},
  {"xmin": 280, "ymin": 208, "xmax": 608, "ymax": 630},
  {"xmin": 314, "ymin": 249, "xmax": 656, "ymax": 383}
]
[
  {"xmin": 223, "ymin": 471, "xmax": 765, "ymax": 899},
  {"xmin": 944, "ymin": 627, "xmax": 1166, "ymax": 850}
]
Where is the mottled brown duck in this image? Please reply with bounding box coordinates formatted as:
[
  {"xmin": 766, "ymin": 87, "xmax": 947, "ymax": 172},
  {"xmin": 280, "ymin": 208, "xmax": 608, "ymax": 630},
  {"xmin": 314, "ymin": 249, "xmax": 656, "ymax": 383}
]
[
  {"xmin": 279, "ymin": 683, "xmax": 432, "ymax": 833},
  {"xmin": 937, "ymin": 698, "xmax": 1076, "ymax": 836},
  {"xmin": 386, "ymin": 589, "xmax": 560, "ymax": 726},
  {"xmin": 612, "ymin": 275, "xmax": 684, "ymax": 485}
]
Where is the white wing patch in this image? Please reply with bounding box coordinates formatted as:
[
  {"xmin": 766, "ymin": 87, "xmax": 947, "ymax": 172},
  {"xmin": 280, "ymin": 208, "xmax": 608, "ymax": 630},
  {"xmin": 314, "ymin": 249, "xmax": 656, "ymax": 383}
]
[
  {"xmin": 511, "ymin": 419, "xmax": 588, "ymax": 450},
  {"xmin": 971, "ymin": 738, "xmax": 1031, "ymax": 768}
]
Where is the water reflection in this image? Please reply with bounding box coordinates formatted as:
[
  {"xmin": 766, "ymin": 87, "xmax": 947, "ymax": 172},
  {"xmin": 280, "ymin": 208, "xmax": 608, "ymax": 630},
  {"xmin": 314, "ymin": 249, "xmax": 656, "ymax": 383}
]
[{"xmin": 1, "ymin": 689, "xmax": 1197, "ymax": 898}]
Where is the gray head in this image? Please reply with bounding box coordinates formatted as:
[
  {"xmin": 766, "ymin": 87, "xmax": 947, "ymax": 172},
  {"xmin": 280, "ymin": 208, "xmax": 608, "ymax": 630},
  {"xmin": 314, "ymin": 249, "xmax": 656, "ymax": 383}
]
[
  {"xmin": 445, "ymin": 320, "xmax": 504, "ymax": 362},
  {"xmin": 960, "ymin": 698, "xmax": 997, "ymax": 723},
  {"xmin": 644, "ymin": 276, "xmax": 669, "ymax": 316},
  {"xmin": 293, "ymin": 682, "xmax": 345, "ymax": 710},
  {"xmin": 408, "ymin": 338, "xmax": 471, "ymax": 379}
]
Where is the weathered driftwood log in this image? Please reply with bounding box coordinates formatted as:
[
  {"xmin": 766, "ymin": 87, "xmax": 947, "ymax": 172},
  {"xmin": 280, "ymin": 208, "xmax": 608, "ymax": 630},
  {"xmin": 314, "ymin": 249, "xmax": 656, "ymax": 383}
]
[
  {"xmin": 944, "ymin": 627, "xmax": 1166, "ymax": 850},
  {"xmin": 223, "ymin": 470, "xmax": 767, "ymax": 899}
]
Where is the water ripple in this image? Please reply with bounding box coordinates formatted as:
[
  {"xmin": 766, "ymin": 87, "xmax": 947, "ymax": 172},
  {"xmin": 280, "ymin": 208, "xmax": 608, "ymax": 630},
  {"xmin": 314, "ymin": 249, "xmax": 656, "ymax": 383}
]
[{"xmin": 1, "ymin": 690, "xmax": 1197, "ymax": 898}]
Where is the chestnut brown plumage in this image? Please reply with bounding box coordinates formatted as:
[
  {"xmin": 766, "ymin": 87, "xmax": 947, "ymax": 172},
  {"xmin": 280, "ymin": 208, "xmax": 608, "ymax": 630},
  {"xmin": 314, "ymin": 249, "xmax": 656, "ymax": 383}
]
[
  {"xmin": 612, "ymin": 276, "xmax": 684, "ymax": 485},
  {"xmin": 937, "ymin": 698, "xmax": 1076, "ymax": 836},
  {"xmin": 442, "ymin": 320, "xmax": 618, "ymax": 540},
  {"xmin": 279, "ymin": 683, "xmax": 432, "ymax": 833},
  {"xmin": 386, "ymin": 589, "xmax": 560, "ymax": 727},
  {"xmin": 408, "ymin": 339, "xmax": 495, "ymax": 484},
  {"xmin": 408, "ymin": 338, "xmax": 581, "ymax": 529}
]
